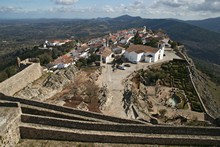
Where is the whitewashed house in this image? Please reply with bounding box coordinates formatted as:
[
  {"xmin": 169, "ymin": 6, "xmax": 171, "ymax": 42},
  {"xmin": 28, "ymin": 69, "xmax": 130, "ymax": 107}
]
[
  {"xmin": 124, "ymin": 44, "xmax": 165, "ymax": 63},
  {"xmin": 100, "ymin": 47, "xmax": 113, "ymax": 63}
]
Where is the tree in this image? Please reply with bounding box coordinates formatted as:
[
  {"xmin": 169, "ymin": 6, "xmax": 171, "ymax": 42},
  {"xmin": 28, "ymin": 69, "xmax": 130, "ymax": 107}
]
[
  {"xmin": 38, "ymin": 53, "xmax": 52, "ymax": 65},
  {"xmin": 5, "ymin": 65, "xmax": 18, "ymax": 77},
  {"xmin": 87, "ymin": 54, "xmax": 100, "ymax": 65},
  {"xmin": 0, "ymin": 71, "xmax": 8, "ymax": 82},
  {"xmin": 76, "ymin": 58, "xmax": 87, "ymax": 67},
  {"xmin": 159, "ymin": 109, "xmax": 167, "ymax": 117},
  {"xmin": 169, "ymin": 40, "xmax": 178, "ymax": 49},
  {"xmin": 133, "ymin": 31, "xmax": 143, "ymax": 45},
  {"xmin": 145, "ymin": 38, "xmax": 159, "ymax": 47}
]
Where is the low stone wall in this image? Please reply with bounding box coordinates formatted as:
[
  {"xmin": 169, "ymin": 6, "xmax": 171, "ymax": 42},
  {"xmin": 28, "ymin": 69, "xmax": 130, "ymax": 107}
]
[
  {"xmin": 0, "ymin": 94, "xmax": 143, "ymax": 124},
  {"xmin": 0, "ymin": 63, "xmax": 42, "ymax": 96},
  {"xmin": 21, "ymin": 107, "xmax": 97, "ymax": 122},
  {"xmin": 21, "ymin": 114, "xmax": 220, "ymax": 136},
  {"xmin": 0, "ymin": 102, "xmax": 21, "ymax": 147},
  {"xmin": 19, "ymin": 127, "xmax": 220, "ymax": 145},
  {"xmin": 0, "ymin": 102, "xmax": 19, "ymax": 107}
]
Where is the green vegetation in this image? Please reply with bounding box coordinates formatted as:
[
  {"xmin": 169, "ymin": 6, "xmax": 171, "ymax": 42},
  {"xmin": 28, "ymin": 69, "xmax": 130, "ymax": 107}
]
[
  {"xmin": 139, "ymin": 59, "xmax": 204, "ymax": 112},
  {"xmin": 144, "ymin": 38, "xmax": 159, "ymax": 48},
  {"xmin": 0, "ymin": 41, "xmax": 75, "ymax": 82},
  {"xmin": 194, "ymin": 58, "xmax": 220, "ymax": 85},
  {"xmin": 159, "ymin": 109, "xmax": 167, "ymax": 117},
  {"xmin": 76, "ymin": 54, "xmax": 100, "ymax": 68},
  {"xmin": 175, "ymin": 92, "xmax": 189, "ymax": 109},
  {"xmin": 133, "ymin": 31, "xmax": 143, "ymax": 45}
]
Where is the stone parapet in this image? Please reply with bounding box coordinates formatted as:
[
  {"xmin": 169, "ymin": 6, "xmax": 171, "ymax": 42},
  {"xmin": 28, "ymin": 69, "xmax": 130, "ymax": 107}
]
[
  {"xmin": 0, "ymin": 63, "xmax": 42, "ymax": 96},
  {"xmin": 19, "ymin": 124, "xmax": 220, "ymax": 146},
  {"xmin": 21, "ymin": 114, "xmax": 220, "ymax": 136},
  {"xmin": 0, "ymin": 94, "xmax": 144, "ymax": 124}
]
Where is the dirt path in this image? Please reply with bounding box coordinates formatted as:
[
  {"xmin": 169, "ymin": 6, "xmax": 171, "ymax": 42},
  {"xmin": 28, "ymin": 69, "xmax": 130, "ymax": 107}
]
[{"xmin": 100, "ymin": 64, "xmax": 128, "ymax": 118}]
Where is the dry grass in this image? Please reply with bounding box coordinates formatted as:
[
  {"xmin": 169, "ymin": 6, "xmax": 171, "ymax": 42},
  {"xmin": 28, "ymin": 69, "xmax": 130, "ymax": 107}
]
[{"xmin": 46, "ymin": 69, "xmax": 101, "ymax": 113}]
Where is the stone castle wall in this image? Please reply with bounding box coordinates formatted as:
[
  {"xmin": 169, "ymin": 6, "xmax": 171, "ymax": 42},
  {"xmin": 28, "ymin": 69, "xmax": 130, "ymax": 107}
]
[
  {"xmin": 1, "ymin": 94, "xmax": 220, "ymax": 146},
  {"xmin": 19, "ymin": 126, "xmax": 220, "ymax": 145},
  {"xmin": 21, "ymin": 114, "xmax": 220, "ymax": 136},
  {"xmin": 0, "ymin": 102, "xmax": 21, "ymax": 147},
  {"xmin": 0, "ymin": 63, "xmax": 42, "ymax": 96},
  {"xmin": 0, "ymin": 94, "xmax": 143, "ymax": 124}
]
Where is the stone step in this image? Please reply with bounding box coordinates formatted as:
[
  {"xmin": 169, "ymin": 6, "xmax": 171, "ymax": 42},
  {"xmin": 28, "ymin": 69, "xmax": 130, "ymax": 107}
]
[
  {"xmin": 16, "ymin": 139, "xmax": 151, "ymax": 147},
  {"xmin": 19, "ymin": 123, "xmax": 220, "ymax": 146},
  {"xmin": 21, "ymin": 114, "xmax": 220, "ymax": 136},
  {"xmin": 0, "ymin": 94, "xmax": 144, "ymax": 125},
  {"xmin": 21, "ymin": 105, "xmax": 112, "ymax": 123}
]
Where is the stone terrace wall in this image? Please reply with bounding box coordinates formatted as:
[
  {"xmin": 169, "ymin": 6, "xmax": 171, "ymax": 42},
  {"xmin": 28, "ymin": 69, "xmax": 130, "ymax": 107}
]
[
  {"xmin": 21, "ymin": 107, "xmax": 97, "ymax": 122},
  {"xmin": 0, "ymin": 63, "xmax": 42, "ymax": 96},
  {"xmin": 0, "ymin": 94, "xmax": 143, "ymax": 124},
  {"xmin": 20, "ymin": 127, "xmax": 220, "ymax": 145},
  {"xmin": 21, "ymin": 114, "xmax": 220, "ymax": 136}
]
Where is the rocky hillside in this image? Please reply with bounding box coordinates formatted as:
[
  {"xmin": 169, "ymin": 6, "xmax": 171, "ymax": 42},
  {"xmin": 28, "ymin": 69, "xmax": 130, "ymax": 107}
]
[
  {"xmin": 191, "ymin": 65, "xmax": 220, "ymax": 118},
  {"xmin": 14, "ymin": 65, "xmax": 78, "ymax": 101}
]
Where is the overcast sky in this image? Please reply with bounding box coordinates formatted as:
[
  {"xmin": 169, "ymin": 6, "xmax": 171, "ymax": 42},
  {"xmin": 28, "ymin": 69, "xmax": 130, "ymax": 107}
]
[{"xmin": 0, "ymin": 0, "xmax": 220, "ymax": 20}]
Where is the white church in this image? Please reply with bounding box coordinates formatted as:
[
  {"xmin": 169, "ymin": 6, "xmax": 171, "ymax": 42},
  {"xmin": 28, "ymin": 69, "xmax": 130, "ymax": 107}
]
[{"xmin": 124, "ymin": 44, "xmax": 165, "ymax": 63}]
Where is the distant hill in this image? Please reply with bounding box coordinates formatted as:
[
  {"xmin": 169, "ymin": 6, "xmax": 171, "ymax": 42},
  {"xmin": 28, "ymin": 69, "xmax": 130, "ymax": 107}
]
[
  {"xmin": 140, "ymin": 19, "xmax": 220, "ymax": 65},
  {"xmin": 1, "ymin": 16, "xmax": 220, "ymax": 65},
  {"xmin": 186, "ymin": 17, "xmax": 220, "ymax": 33}
]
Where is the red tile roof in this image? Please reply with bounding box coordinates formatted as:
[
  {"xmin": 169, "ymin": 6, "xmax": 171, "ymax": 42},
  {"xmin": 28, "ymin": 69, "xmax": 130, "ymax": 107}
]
[
  {"xmin": 100, "ymin": 47, "xmax": 112, "ymax": 58},
  {"xmin": 51, "ymin": 55, "xmax": 74, "ymax": 65},
  {"xmin": 126, "ymin": 45, "xmax": 159, "ymax": 54}
]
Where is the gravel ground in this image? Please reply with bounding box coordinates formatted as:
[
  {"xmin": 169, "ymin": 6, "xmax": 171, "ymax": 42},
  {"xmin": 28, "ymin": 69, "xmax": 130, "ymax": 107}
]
[{"xmin": 99, "ymin": 50, "xmax": 181, "ymax": 119}]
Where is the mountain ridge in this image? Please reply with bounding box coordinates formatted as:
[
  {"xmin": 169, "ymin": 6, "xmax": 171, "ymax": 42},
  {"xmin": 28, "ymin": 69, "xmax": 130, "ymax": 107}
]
[{"xmin": 186, "ymin": 17, "xmax": 220, "ymax": 33}]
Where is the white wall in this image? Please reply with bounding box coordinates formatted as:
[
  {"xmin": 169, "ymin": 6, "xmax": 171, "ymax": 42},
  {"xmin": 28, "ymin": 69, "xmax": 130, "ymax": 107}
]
[
  {"xmin": 153, "ymin": 52, "xmax": 160, "ymax": 62},
  {"xmin": 145, "ymin": 57, "xmax": 152, "ymax": 63},
  {"xmin": 159, "ymin": 46, "xmax": 165, "ymax": 60},
  {"xmin": 125, "ymin": 48, "xmax": 164, "ymax": 63},
  {"xmin": 105, "ymin": 53, "xmax": 114, "ymax": 63},
  {"xmin": 137, "ymin": 53, "xmax": 144, "ymax": 62},
  {"xmin": 125, "ymin": 51, "xmax": 139, "ymax": 62}
]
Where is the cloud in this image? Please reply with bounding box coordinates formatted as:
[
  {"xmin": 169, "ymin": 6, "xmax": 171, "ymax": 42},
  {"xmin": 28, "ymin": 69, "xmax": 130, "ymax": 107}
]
[
  {"xmin": 48, "ymin": 6, "xmax": 96, "ymax": 14},
  {"xmin": 103, "ymin": 5, "xmax": 115, "ymax": 13},
  {"xmin": 102, "ymin": 0, "xmax": 148, "ymax": 14},
  {"xmin": 0, "ymin": 6, "xmax": 24, "ymax": 13},
  {"xmin": 157, "ymin": 0, "xmax": 185, "ymax": 7},
  {"xmin": 53, "ymin": 0, "xmax": 79, "ymax": 5},
  {"xmin": 153, "ymin": 0, "xmax": 202, "ymax": 8},
  {"xmin": 149, "ymin": 0, "xmax": 220, "ymax": 19},
  {"xmin": 153, "ymin": 0, "xmax": 220, "ymax": 13},
  {"xmin": 190, "ymin": 0, "xmax": 220, "ymax": 12}
]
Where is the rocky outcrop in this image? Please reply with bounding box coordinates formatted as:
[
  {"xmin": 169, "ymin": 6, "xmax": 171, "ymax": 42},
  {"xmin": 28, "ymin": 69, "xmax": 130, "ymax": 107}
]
[
  {"xmin": 14, "ymin": 65, "xmax": 78, "ymax": 101},
  {"xmin": 98, "ymin": 84, "xmax": 112, "ymax": 110}
]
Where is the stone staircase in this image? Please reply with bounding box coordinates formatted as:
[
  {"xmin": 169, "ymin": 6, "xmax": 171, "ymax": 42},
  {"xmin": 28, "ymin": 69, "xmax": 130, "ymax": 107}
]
[{"xmin": 0, "ymin": 93, "xmax": 220, "ymax": 146}]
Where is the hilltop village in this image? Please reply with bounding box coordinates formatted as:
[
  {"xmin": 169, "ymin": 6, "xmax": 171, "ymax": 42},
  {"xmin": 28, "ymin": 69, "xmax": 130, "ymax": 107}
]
[
  {"xmin": 1, "ymin": 26, "xmax": 220, "ymax": 147},
  {"xmin": 39, "ymin": 26, "xmax": 169, "ymax": 70},
  {"xmin": 0, "ymin": 26, "xmax": 214, "ymax": 126}
]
